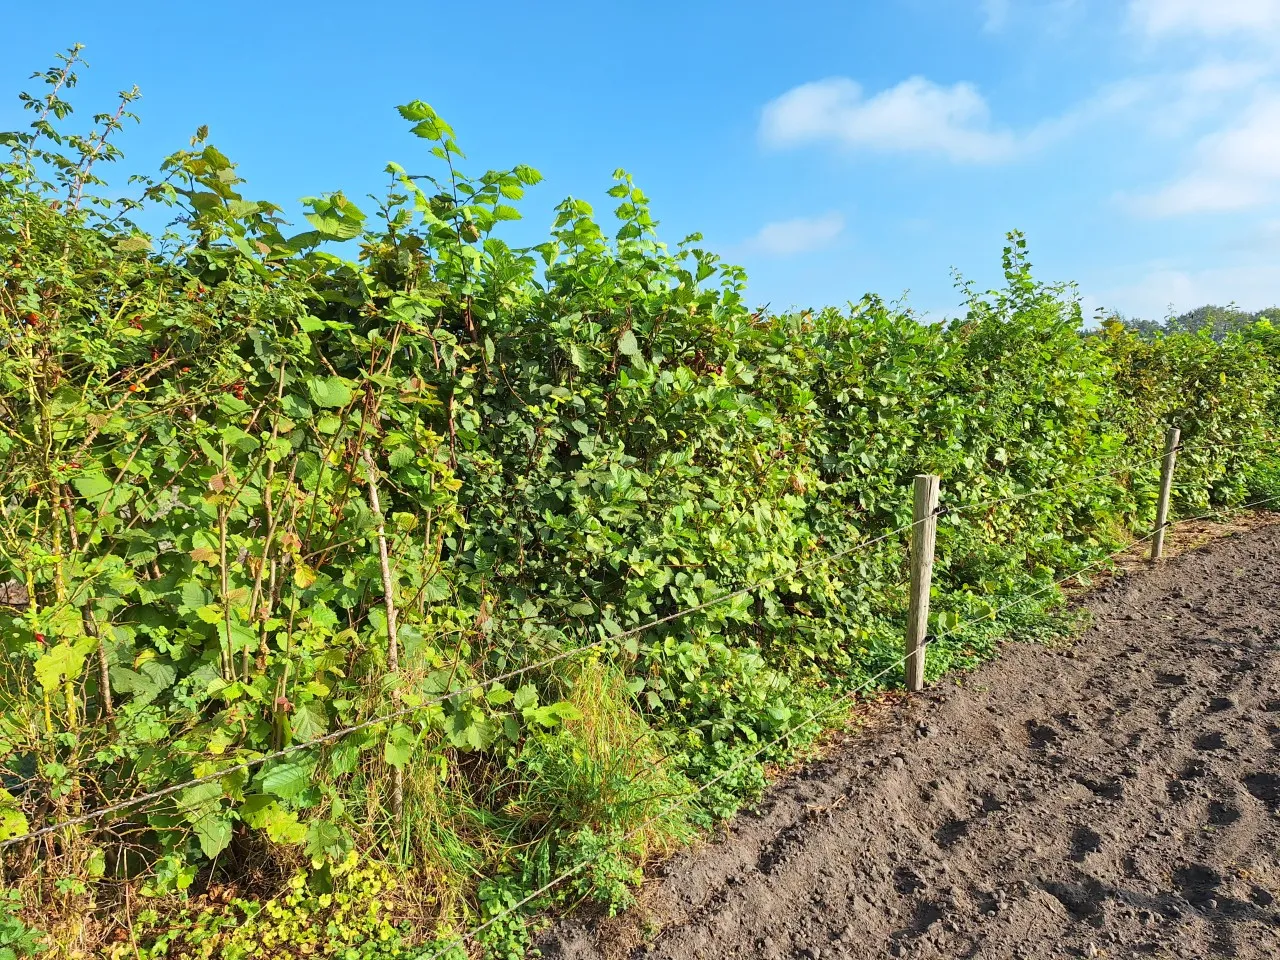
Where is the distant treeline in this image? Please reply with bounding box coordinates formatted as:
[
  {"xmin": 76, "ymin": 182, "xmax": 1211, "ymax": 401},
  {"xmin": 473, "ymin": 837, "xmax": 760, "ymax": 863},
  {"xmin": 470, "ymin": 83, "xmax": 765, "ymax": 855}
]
[{"xmin": 1110, "ymin": 304, "xmax": 1280, "ymax": 342}]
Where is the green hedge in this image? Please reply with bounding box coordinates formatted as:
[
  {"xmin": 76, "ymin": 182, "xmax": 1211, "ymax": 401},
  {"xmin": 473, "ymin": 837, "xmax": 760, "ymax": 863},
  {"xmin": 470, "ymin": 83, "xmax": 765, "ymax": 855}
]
[{"xmin": 1, "ymin": 50, "xmax": 1277, "ymax": 959}]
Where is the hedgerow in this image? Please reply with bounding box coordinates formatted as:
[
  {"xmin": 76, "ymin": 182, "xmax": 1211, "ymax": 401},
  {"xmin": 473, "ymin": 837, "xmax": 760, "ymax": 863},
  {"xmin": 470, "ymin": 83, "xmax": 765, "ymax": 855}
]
[{"xmin": 1, "ymin": 48, "xmax": 1277, "ymax": 958}]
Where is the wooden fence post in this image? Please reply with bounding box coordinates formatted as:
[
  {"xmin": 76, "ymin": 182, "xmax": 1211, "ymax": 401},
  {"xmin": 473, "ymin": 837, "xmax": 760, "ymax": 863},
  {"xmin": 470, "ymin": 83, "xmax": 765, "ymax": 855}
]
[
  {"xmin": 1151, "ymin": 426, "xmax": 1180, "ymax": 561},
  {"xmin": 905, "ymin": 474, "xmax": 940, "ymax": 692}
]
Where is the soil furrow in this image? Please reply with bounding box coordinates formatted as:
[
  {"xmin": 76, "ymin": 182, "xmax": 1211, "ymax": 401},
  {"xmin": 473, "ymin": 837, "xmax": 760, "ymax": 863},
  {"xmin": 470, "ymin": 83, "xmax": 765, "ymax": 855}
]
[{"xmin": 540, "ymin": 522, "xmax": 1280, "ymax": 960}]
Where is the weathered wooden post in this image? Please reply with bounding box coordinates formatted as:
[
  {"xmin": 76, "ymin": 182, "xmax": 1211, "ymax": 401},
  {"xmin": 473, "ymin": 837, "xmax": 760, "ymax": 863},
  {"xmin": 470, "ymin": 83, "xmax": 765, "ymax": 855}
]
[
  {"xmin": 905, "ymin": 474, "xmax": 940, "ymax": 692},
  {"xmin": 1151, "ymin": 426, "xmax": 1180, "ymax": 561}
]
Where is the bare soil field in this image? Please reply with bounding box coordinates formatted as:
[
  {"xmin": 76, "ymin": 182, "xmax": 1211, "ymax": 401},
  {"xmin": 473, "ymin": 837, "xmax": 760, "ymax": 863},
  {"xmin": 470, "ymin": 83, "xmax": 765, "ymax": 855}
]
[{"xmin": 540, "ymin": 519, "xmax": 1280, "ymax": 960}]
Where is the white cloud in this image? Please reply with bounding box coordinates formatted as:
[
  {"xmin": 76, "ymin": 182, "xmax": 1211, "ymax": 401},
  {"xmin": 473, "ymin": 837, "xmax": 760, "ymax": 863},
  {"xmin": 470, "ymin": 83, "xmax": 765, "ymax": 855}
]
[
  {"xmin": 1145, "ymin": 60, "xmax": 1276, "ymax": 134},
  {"xmin": 1094, "ymin": 261, "xmax": 1280, "ymax": 318},
  {"xmin": 759, "ymin": 15, "xmax": 1280, "ymax": 222},
  {"xmin": 978, "ymin": 0, "xmax": 1085, "ymax": 34},
  {"xmin": 1129, "ymin": 176, "xmax": 1264, "ymax": 216},
  {"xmin": 982, "ymin": 0, "xmax": 1012, "ymax": 31},
  {"xmin": 1128, "ymin": 93, "xmax": 1280, "ymax": 215},
  {"xmin": 1219, "ymin": 217, "xmax": 1280, "ymax": 251},
  {"xmin": 742, "ymin": 213, "xmax": 846, "ymax": 257},
  {"xmin": 1130, "ymin": 0, "xmax": 1280, "ymax": 37},
  {"xmin": 758, "ymin": 72, "xmax": 1153, "ymax": 165},
  {"xmin": 1179, "ymin": 59, "xmax": 1274, "ymax": 95},
  {"xmin": 1117, "ymin": 2, "xmax": 1280, "ymax": 216},
  {"xmin": 760, "ymin": 76, "xmax": 1019, "ymax": 163},
  {"xmin": 1251, "ymin": 218, "xmax": 1280, "ymax": 244}
]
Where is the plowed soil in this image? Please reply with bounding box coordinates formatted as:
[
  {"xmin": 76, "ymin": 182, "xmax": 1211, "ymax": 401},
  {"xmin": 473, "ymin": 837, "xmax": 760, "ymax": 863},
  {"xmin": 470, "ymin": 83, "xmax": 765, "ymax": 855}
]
[{"xmin": 540, "ymin": 520, "xmax": 1280, "ymax": 960}]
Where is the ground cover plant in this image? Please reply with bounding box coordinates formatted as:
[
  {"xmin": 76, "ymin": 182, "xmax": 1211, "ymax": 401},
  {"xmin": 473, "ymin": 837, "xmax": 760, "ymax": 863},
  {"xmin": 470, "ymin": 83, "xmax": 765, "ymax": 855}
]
[{"xmin": 1, "ymin": 48, "xmax": 1278, "ymax": 958}]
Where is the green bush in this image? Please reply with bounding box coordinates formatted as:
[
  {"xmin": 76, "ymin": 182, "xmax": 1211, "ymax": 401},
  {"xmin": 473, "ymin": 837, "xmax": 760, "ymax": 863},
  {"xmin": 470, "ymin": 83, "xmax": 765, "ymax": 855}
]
[
  {"xmin": 0, "ymin": 890, "xmax": 45, "ymax": 960},
  {"xmin": 1, "ymin": 48, "xmax": 1277, "ymax": 958},
  {"xmin": 115, "ymin": 853, "xmax": 437, "ymax": 960}
]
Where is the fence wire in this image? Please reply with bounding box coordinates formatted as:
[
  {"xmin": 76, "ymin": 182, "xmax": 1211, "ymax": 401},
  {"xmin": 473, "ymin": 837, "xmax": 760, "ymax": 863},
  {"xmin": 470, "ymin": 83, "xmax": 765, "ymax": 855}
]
[
  {"xmin": 2, "ymin": 514, "xmax": 921, "ymax": 851},
  {"xmin": 417, "ymin": 487, "xmax": 1280, "ymax": 960},
  {"xmin": 3, "ymin": 438, "xmax": 1276, "ymax": 862}
]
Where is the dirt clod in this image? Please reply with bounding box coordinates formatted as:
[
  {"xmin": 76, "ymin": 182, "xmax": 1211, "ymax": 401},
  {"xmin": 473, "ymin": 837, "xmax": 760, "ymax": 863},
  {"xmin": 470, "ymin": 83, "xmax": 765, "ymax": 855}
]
[{"xmin": 540, "ymin": 523, "xmax": 1280, "ymax": 960}]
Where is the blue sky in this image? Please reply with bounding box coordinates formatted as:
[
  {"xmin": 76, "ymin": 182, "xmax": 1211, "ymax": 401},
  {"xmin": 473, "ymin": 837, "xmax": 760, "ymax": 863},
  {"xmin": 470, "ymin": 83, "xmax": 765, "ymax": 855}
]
[{"xmin": 3, "ymin": 0, "xmax": 1279, "ymax": 321}]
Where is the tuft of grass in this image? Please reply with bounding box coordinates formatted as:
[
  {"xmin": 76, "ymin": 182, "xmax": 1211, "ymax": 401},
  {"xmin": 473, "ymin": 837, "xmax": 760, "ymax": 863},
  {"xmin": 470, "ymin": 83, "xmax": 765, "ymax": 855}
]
[{"xmin": 505, "ymin": 658, "xmax": 695, "ymax": 911}]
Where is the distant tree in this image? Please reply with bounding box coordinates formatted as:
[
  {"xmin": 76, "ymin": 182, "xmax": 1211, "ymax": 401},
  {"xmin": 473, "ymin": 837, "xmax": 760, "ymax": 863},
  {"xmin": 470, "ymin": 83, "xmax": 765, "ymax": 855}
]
[
  {"xmin": 1104, "ymin": 304, "xmax": 1280, "ymax": 342},
  {"xmin": 1167, "ymin": 304, "xmax": 1258, "ymax": 340},
  {"xmin": 1082, "ymin": 309, "xmax": 1163, "ymax": 340},
  {"xmin": 1119, "ymin": 315, "xmax": 1167, "ymax": 339}
]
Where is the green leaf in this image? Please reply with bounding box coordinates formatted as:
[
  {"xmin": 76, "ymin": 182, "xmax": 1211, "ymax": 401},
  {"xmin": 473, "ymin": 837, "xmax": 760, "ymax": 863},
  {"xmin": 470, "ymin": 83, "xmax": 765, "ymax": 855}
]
[
  {"xmin": 179, "ymin": 581, "xmax": 212, "ymax": 613},
  {"xmin": 243, "ymin": 798, "xmax": 307, "ymax": 845},
  {"xmin": 191, "ymin": 811, "xmax": 234, "ymax": 858},
  {"xmin": 513, "ymin": 164, "xmax": 542, "ymax": 185},
  {"xmin": 259, "ymin": 758, "xmax": 314, "ymax": 800},
  {"xmin": 282, "ymin": 394, "xmax": 313, "ymax": 420},
  {"xmin": 525, "ymin": 701, "xmax": 582, "ymax": 729},
  {"xmin": 110, "ymin": 666, "xmax": 161, "ymax": 704},
  {"xmin": 396, "ymin": 101, "xmax": 435, "ymax": 122},
  {"xmin": 195, "ymin": 603, "xmax": 224, "ymax": 625},
  {"xmin": 33, "ymin": 639, "xmax": 94, "ymax": 691},
  {"xmin": 383, "ymin": 724, "xmax": 415, "ymax": 767},
  {"xmin": 115, "ymin": 235, "xmax": 151, "ymax": 254},
  {"xmin": 617, "ymin": 330, "xmax": 640, "ymax": 357},
  {"xmin": 512, "ymin": 684, "xmax": 538, "ymax": 711},
  {"xmin": 420, "ymin": 574, "xmax": 451, "ymax": 603},
  {"xmin": 261, "ymin": 805, "xmax": 307, "ymax": 845},
  {"xmin": 140, "ymin": 659, "xmax": 178, "ymax": 693},
  {"xmin": 303, "ymin": 213, "xmax": 361, "ymax": 241},
  {"xmin": 550, "ymin": 702, "xmax": 582, "ymax": 723},
  {"xmin": 0, "ymin": 788, "xmax": 28, "ymax": 842},
  {"xmin": 178, "ymin": 782, "xmax": 233, "ymax": 858},
  {"xmin": 307, "ymin": 376, "xmax": 353, "ymax": 409},
  {"xmin": 485, "ymin": 684, "xmax": 513, "ymax": 706},
  {"xmin": 290, "ymin": 701, "xmax": 327, "ymax": 742},
  {"xmin": 445, "ymin": 710, "xmax": 495, "ymax": 751},
  {"xmin": 397, "ymin": 102, "xmax": 454, "ymax": 141},
  {"xmin": 301, "ymin": 194, "xmax": 366, "ymax": 241},
  {"xmin": 305, "ymin": 818, "xmax": 351, "ymax": 862},
  {"xmin": 72, "ymin": 470, "xmax": 113, "ymax": 501}
]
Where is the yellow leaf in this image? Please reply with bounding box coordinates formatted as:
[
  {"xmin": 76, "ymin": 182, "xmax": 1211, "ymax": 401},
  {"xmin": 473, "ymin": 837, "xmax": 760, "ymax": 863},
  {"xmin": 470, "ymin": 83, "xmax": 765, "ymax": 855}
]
[{"xmin": 293, "ymin": 563, "xmax": 317, "ymax": 589}]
